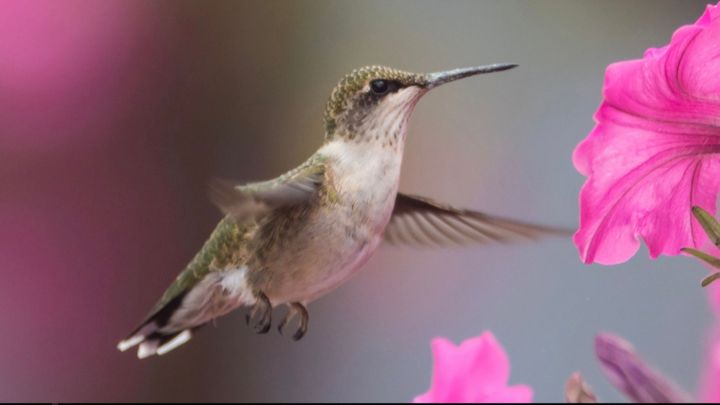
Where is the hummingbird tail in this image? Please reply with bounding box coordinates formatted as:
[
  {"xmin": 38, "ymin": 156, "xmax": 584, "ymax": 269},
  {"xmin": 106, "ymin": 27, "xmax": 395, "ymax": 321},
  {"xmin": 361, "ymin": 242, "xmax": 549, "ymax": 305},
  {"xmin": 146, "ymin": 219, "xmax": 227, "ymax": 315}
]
[
  {"xmin": 117, "ymin": 291, "xmax": 199, "ymax": 359},
  {"xmin": 117, "ymin": 323, "xmax": 194, "ymax": 359},
  {"xmin": 118, "ymin": 265, "xmax": 256, "ymax": 358}
]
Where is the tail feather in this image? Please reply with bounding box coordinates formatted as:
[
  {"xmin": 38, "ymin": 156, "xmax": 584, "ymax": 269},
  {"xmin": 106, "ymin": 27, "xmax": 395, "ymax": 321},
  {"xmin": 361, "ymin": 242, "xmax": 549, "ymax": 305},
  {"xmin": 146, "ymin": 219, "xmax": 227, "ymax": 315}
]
[
  {"xmin": 137, "ymin": 339, "xmax": 160, "ymax": 360},
  {"xmin": 117, "ymin": 334, "xmax": 145, "ymax": 353},
  {"xmin": 117, "ymin": 323, "xmax": 194, "ymax": 359},
  {"xmin": 156, "ymin": 330, "xmax": 193, "ymax": 356},
  {"xmin": 119, "ymin": 264, "xmax": 253, "ymax": 358},
  {"xmin": 118, "ymin": 290, "xmax": 192, "ymax": 359}
]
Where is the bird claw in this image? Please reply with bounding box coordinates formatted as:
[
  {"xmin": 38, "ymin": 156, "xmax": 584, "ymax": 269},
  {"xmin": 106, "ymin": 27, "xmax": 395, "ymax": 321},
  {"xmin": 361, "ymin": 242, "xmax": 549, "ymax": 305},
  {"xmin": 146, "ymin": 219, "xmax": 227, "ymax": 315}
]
[
  {"xmin": 277, "ymin": 302, "xmax": 309, "ymax": 341},
  {"xmin": 245, "ymin": 291, "xmax": 272, "ymax": 334}
]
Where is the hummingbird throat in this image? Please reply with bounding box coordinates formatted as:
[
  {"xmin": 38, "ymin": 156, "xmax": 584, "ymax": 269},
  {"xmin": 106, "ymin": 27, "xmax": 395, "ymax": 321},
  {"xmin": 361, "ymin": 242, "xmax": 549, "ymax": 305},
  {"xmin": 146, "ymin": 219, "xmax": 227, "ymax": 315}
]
[{"xmin": 326, "ymin": 86, "xmax": 425, "ymax": 148}]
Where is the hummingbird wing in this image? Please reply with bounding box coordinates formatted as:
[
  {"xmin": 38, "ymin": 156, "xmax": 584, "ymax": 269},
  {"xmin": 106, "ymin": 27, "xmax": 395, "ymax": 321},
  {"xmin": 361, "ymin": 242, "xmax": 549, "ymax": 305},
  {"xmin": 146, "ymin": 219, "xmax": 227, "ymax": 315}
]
[
  {"xmin": 384, "ymin": 192, "xmax": 570, "ymax": 247},
  {"xmin": 209, "ymin": 161, "xmax": 326, "ymax": 225}
]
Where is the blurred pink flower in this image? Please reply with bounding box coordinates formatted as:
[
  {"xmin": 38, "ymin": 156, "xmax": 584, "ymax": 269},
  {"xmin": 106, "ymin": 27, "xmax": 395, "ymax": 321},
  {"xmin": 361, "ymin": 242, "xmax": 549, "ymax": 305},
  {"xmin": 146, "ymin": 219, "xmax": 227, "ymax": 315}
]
[
  {"xmin": 594, "ymin": 333, "xmax": 691, "ymax": 402},
  {"xmin": 573, "ymin": 3, "xmax": 720, "ymax": 265},
  {"xmin": 593, "ymin": 331, "xmax": 720, "ymax": 403},
  {"xmin": 699, "ymin": 328, "xmax": 720, "ymax": 402},
  {"xmin": 414, "ymin": 332, "xmax": 533, "ymax": 403},
  {"xmin": 0, "ymin": 0, "xmax": 163, "ymax": 156}
]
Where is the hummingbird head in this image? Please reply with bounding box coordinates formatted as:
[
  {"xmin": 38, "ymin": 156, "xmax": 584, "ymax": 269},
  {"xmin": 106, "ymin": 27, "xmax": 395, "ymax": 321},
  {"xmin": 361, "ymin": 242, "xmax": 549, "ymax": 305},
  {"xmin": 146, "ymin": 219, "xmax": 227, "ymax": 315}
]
[{"xmin": 323, "ymin": 64, "xmax": 517, "ymax": 145}]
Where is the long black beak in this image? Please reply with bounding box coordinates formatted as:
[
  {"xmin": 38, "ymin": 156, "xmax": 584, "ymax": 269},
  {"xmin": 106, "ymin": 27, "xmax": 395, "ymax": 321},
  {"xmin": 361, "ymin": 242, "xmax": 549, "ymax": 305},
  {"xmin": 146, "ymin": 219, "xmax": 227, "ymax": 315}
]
[{"xmin": 424, "ymin": 64, "xmax": 518, "ymax": 88}]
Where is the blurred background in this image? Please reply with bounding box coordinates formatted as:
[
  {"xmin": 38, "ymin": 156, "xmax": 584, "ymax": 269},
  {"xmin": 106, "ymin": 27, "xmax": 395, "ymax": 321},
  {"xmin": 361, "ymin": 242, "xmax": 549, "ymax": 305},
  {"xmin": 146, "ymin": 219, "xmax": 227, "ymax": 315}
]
[{"xmin": 0, "ymin": 0, "xmax": 714, "ymax": 401}]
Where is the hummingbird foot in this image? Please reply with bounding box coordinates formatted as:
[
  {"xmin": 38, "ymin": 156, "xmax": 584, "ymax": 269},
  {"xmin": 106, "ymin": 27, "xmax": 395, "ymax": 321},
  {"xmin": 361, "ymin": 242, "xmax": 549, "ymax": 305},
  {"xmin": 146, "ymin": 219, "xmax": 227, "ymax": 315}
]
[
  {"xmin": 277, "ymin": 302, "xmax": 309, "ymax": 341},
  {"xmin": 245, "ymin": 291, "xmax": 272, "ymax": 334}
]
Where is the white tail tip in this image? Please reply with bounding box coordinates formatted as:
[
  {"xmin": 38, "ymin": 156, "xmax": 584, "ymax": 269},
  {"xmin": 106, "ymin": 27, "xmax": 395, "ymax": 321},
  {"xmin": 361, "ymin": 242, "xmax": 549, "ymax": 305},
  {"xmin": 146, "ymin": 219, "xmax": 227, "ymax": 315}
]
[
  {"xmin": 138, "ymin": 340, "xmax": 159, "ymax": 359},
  {"xmin": 117, "ymin": 335, "xmax": 144, "ymax": 352},
  {"xmin": 157, "ymin": 330, "xmax": 192, "ymax": 356}
]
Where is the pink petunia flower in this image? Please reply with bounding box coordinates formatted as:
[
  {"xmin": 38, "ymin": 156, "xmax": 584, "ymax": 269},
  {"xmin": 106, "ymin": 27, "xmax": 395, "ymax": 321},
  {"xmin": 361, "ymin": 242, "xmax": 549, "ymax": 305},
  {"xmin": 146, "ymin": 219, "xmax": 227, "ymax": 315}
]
[
  {"xmin": 588, "ymin": 332, "xmax": 720, "ymax": 403},
  {"xmin": 573, "ymin": 3, "xmax": 720, "ymax": 265},
  {"xmin": 413, "ymin": 332, "xmax": 533, "ymax": 403}
]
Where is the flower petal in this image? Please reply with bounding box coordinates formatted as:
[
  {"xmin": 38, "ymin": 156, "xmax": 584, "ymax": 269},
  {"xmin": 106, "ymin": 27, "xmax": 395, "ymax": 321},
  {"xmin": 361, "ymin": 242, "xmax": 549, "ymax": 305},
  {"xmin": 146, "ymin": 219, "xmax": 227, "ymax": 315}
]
[
  {"xmin": 486, "ymin": 385, "xmax": 534, "ymax": 403},
  {"xmin": 594, "ymin": 333, "xmax": 692, "ymax": 403},
  {"xmin": 414, "ymin": 332, "xmax": 532, "ymax": 403},
  {"xmin": 573, "ymin": 3, "xmax": 720, "ymax": 265}
]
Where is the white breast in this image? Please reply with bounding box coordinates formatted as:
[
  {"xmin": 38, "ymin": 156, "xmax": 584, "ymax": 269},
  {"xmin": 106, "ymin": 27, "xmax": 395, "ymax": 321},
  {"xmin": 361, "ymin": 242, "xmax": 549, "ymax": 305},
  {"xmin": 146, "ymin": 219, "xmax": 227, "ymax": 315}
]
[
  {"xmin": 319, "ymin": 139, "xmax": 403, "ymax": 230},
  {"xmin": 269, "ymin": 139, "xmax": 404, "ymax": 303}
]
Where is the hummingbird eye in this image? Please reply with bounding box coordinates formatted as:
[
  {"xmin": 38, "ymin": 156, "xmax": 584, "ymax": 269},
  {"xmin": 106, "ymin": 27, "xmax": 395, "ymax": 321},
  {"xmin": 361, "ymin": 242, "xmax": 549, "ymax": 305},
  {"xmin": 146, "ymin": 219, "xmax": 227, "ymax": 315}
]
[{"xmin": 370, "ymin": 79, "xmax": 390, "ymax": 95}]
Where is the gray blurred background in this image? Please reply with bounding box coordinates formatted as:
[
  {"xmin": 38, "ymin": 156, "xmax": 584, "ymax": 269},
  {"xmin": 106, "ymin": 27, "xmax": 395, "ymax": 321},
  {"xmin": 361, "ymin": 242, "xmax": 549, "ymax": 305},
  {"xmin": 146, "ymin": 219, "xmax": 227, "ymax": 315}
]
[{"xmin": 0, "ymin": 0, "xmax": 713, "ymax": 401}]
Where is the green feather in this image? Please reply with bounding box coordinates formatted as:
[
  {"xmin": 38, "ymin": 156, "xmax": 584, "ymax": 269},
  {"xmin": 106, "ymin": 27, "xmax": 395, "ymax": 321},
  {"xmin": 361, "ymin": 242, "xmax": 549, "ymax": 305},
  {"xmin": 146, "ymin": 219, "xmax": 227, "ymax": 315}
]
[{"xmin": 146, "ymin": 217, "xmax": 248, "ymax": 319}]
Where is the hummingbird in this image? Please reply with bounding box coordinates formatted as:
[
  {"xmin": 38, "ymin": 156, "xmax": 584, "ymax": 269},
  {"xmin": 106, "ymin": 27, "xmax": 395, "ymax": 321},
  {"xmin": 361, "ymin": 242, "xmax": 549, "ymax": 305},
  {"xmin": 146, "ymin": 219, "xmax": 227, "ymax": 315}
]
[{"xmin": 118, "ymin": 64, "xmax": 565, "ymax": 359}]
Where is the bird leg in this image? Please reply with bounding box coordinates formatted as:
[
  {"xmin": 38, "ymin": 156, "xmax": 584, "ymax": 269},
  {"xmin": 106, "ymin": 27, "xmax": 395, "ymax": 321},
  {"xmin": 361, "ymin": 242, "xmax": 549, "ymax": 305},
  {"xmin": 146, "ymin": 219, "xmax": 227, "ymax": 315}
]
[
  {"xmin": 277, "ymin": 302, "xmax": 309, "ymax": 341},
  {"xmin": 245, "ymin": 291, "xmax": 272, "ymax": 334}
]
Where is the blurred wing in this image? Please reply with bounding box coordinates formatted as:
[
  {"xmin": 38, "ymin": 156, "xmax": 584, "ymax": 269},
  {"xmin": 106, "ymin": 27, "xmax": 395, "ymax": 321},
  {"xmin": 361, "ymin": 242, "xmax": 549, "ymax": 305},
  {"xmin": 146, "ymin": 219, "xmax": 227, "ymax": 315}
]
[
  {"xmin": 209, "ymin": 161, "xmax": 325, "ymax": 224},
  {"xmin": 384, "ymin": 193, "xmax": 570, "ymax": 247}
]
